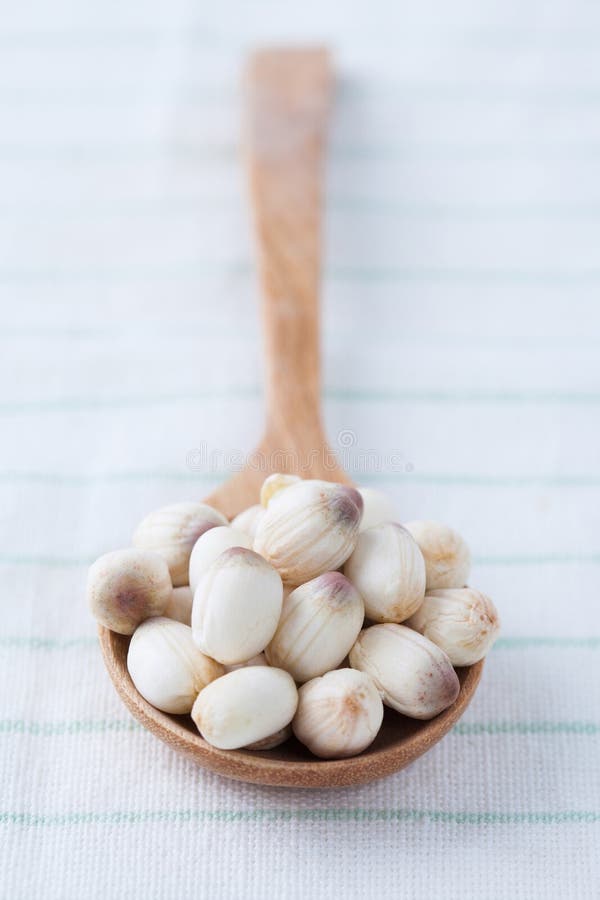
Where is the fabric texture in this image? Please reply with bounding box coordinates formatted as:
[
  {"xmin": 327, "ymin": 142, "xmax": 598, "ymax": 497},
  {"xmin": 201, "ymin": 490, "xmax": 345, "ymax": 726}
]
[{"xmin": 2, "ymin": 2, "xmax": 599, "ymax": 897}]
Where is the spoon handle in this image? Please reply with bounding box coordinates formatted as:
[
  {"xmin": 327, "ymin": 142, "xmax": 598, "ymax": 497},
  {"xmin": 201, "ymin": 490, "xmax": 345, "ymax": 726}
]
[{"xmin": 244, "ymin": 47, "xmax": 333, "ymax": 439}]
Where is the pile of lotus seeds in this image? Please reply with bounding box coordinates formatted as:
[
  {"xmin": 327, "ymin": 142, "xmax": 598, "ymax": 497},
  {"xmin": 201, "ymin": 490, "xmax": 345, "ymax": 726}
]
[{"xmin": 87, "ymin": 475, "xmax": 500, "ymax": 759}]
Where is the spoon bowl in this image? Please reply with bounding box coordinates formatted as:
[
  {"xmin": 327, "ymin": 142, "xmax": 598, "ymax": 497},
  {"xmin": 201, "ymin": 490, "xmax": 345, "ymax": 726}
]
[
  {"xmin": 99, "ymin": 626, "xmax": 483, "ymax": 787},
  {"xmin": 98, "ymin": 47, "xmax": 485, "ymax": 787}
]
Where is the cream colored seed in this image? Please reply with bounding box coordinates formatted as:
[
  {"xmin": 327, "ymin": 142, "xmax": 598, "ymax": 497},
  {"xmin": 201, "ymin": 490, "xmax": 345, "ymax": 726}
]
[
  {"xmin": 260, "ymin": 473, "xmax": 301, "ymax": 508},
  {"xmin": 163, "ymin": 586, "xmax": 193, "ymax": 626},
  {"xmin": 265, "ymin": 572, "xmax": 364, "ymax": 683},
  {"xmin": 192, "ymin": 666, "xmax": 298, "ymax": 750},
  {"xmin": 254, "ymin": 479, "xmax": 363, "ymax": 584},
  {"xmin": 188, "ymin": 525, "xmax": 252, "ymax": 594},
  {"xmin": 231, "ymin": 504, "xmax": 265, "ymax": 542},
  {"xmin": 133, "ymin": 501, "xmax": 227, "ymax": 587},
  {"xmin": 245, "ymin": 724, "xmax": 292, "ymax": 751},
  {"xmin": 344, "ymin": 522, "xmax": 426, "ymax": 623},
  {"xmin": 293, "ymin": 668, "xmax": 383, "ymax": 759},
  {"xmin": 357, "ymin": 486, "xmax": 397, "ymax": 531},
  {"xmin": 349, "ymin": 624, "xmax": 460, "ymax": 720},
  {"xmin": 403, "ymin": 520, "xmax": 471, "ymax": 591},
  {"xmin": 406, "ymin": 587, "xmax": 500, "ymax": 665},
  {"xmin": 127, "ymin": 617, "xmax": 224, "ymax": 714},
  {"xmin": 87, "ymin": 548, "xmax": 171, "ymax": 635},
  {"xmin": 192, "ymin": 547, "xmax": 283, "ymax": 665},
  {"xmin": 225, "ymin": 652, "xmax": 268, "ymax": 672}
]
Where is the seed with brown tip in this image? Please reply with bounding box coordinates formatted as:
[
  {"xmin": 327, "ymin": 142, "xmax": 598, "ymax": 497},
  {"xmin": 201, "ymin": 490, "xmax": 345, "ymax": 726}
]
[
  {"xmin": 265, "ymin": 572, "xmax": 364, "ymax": 683},
  {"xmin": 406, "ymin": 587, "xmax": 500, "ymax": 665},
  {"xmin": 349, "ymin": 624, "xmax": 460, "ymax": 719},
  {"xmin": 403, "ymin": 520, "xmax": 471, "ymax": 591},
  {"xmin": 87, "ymin": 548, "xmax": 171, "ymax": 635},
  {"xmin": 293, "ymin": 668, "xmax": 383, "ymax": 759},
  {"xmin": 133, "ymin": 501, "xmax": 227, "ymax": 587},
  {"xmin": 254, "ymin": 479, "xmax": 363, "ymax": 584}
]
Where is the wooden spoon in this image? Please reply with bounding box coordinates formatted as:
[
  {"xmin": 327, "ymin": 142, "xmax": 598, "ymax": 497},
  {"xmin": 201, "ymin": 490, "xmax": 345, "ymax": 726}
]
[{"xmin": 99, "ymin": 47, "xmax": 483, "ymax": 788}]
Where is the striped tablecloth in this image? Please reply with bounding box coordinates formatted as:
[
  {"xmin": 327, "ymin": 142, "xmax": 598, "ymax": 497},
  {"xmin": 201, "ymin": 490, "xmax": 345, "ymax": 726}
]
[{"xmin": 2, "ymin": 1, "xmax": 599, "ymax": 897}]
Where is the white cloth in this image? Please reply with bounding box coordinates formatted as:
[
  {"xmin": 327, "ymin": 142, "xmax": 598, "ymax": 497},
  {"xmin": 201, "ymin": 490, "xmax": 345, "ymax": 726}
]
[{"xmin": 2, "ymin": 2, "xmax": 600, "ymax": 897}]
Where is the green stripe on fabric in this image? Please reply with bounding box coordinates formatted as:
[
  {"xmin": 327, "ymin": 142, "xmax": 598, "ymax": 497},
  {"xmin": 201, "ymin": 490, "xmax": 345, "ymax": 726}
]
[
  {"xmin": 3, "ymin": 141, "xmax": 600, "ymax": 165},
  {"xmin": 1, "ymin": 809, "xmax": 599, "ymax": 827},
  {"xmin": 0, "ymin": 144, "xmax": 235, "ymax": 163},
  {"xmin": 1, "ymin": 147, "xmax": 599, "ymax": 165},
  {"xmin": 6, "ymin": 330, "xmax": 600, "ymax": 353},
  {"xmin": 0, "ymin": 636, "xmax": 97, "ymax": 649},
  {"xmin": 0, "ymin": 26, "xmax": 216, "ymax": 50},
  {"xmin": 0, "ymin": 554, "xmax": 94, "ymax": 567},
  {"xmin": 2, "ymin": 24, "xmax": 600, "ymax": 49},
  {"xmin": 0, "ymin": 553, "xmax": 598, "ymax": 568},
  {"xmin": 327, "ymin": 265, "xmax": 600, "ymax": 285},
  {"xmin": 10, "ymin": 83, "xmax": 600, "ymax": 106},
  {"xmin": 1, "ymin": 718, "xmax": 597, "ymax": 738},
  {"xmin": 0, "ymin": 470, "xmax": 220, "ymax": 485},
  {"xmin": 3, "ymin": 387, "xmax": 600, "ymax": 417},
  {"xmin": 9, "ymin": 200, "xmax": 600, "ymax": 223},
  {"xmin": 0, "ymin": 260, "xmax": 251, "ymax": 284},
  {"xmin": 475, "ymin": 553, "xmax": 600, "ymax": 565},
  {"xmin": 361, "ymin": 472, "xmax": 600, "ymax": 487},
  {"xmin": 495, "ymin": 636, "xmax": 600, "ymax": 649},
  {"xmin": 453, "ymin": 721, "xmax": 600, "ymax": 735},
  {"xmin": 332, "ymin": 144, "xmax": 600, "ymax": 162},
  {"xmin": 2, "ymin": 634, "xmax": 596, "ymax": 652},
  {"xmin": 0, "ymin": 719, "xmax": 141, "ymax": 735},
  {"xmin": 330, "ymin": 200, "xmax": 600, "ymax": 219},
  {"xmin": 0, "ymin": 388, "xmax": 259, "ymax": 415},
  {"xmin": 1, "ymin": 470, "xmax": 599, "ymax": 488},
  {"xmin": 327, "ymin": 388, "xmax": 600, "ymax": 405},
  {"xmin": 3, "ymin": 262, "xmax": 600, "ymax": 286}
]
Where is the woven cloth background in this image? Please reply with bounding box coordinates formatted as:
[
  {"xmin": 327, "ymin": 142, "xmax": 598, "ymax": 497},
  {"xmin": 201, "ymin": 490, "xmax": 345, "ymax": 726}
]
[{"xmin": 2, "ymin": 1, "xmax": 600, "ymax": 897}]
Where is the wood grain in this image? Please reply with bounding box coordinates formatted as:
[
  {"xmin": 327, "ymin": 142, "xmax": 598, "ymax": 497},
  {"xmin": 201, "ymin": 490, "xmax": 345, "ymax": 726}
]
[
  {"xmin": 203, "ymin": 48, "xmax": 348, "ymax": 521},
  {"xmin": 98, "ymin": 47, "xmax": 485, "ymax": 787}
]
